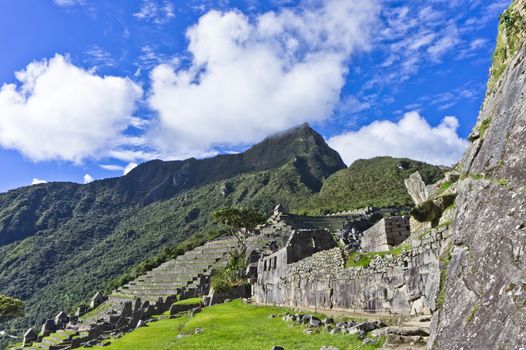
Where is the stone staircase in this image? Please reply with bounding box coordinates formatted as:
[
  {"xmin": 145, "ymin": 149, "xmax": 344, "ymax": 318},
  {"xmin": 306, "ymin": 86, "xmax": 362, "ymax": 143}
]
[{"xmin": 109, "ymin": 238, "xmax": 238, "ymax": 303}]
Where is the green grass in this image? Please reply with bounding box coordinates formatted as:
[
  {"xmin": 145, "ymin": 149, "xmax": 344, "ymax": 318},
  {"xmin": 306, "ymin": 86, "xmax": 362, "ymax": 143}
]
[
  {"xmin": 345, "ymin": 243, "xmax": 411, "ymax": 269},
  {"xmin": 173, "ymin": 297, "xmax": 202, "ymax": 306},
  {"xmin": 521, "ymin": 187, "xmax": 526, "ymax": 194},
  {"xmin": 79, "ymin": 302, "xmax": 112, "ymax": 321},
  {"xmin": 95, "ymin": 300, "xmax": 382, "ymax": 350}
]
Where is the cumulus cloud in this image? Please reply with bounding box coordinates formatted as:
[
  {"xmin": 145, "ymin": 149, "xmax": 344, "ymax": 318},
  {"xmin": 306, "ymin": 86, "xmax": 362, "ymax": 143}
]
[
  {"xmin": 0, "ymin": 54, "xmax": 143, "ymax": 163},
  {"xmin": 327, "ymin": 112, "xmax": 468, "ymax": 166},
  {"xmin": 83, "ymin": 174, "xmax": 94, "ymax": 184},
  {"xmin": 148, "ymin": 0, "xmax": 379, "ymax": 158},
  {"xmin": 31, "ymin": 178, "xmax": 47, "ymax": 185}
]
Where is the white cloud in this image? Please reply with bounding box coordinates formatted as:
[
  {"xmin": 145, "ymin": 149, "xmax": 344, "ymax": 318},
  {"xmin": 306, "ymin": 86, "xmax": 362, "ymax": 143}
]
[
  {"xmin": 99, "ymin": 161, "xmax": 139, "ymax": 175},
  {"xmin": 0, "ymin": 54, "xmax": 143, "ymax": 163},
  {"xmin": 148, "ymin": 0, "xmax": 379, "ymax": 158},
  {"xmin": 134, "ymin": 0, "xmax": 175, "ymax": 25},
  {"xmin": 327, "ymin": 111, "xmax": 468, "ymax": 166},
  {"xmin": 99, "ymin": 164, "xmax": 124, "ymax": 172},
  {"xmin": 124, "ymin": 162, "xmax": 138, "ymax": 174},
  {"xmin": 83, "ymin": 174, "xmax": 94, "ymax": 183},
  {"xmin": 31, "ymin": 178, "xmax": 47, "ymax": 185},
  {"xmin": 53, "ymin": 0, "xmax": 85, "ymax": 7},
  {"xmin": 427, "ymin": 24, "xmax": 460, "ymax": 62}
]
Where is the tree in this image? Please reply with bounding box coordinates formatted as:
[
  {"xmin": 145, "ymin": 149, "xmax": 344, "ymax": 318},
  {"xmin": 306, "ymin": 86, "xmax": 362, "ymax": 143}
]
[
  {"xmin": 213, "ymin": 207, "xmax": 266, "ymax": 253},
  {"xmin": 0, "ymin": 295, "xmax": 24, "ymax": 322}
]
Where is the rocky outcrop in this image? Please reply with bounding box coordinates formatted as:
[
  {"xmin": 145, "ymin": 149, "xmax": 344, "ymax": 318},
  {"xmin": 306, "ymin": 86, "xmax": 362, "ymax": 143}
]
[
  {"xmin": 431, "ymin": 1, "xmax": 526, "ymax": 348},
  {"xmin": 404, "ymin": 172, "xmax": 428, "ymax": 205}
]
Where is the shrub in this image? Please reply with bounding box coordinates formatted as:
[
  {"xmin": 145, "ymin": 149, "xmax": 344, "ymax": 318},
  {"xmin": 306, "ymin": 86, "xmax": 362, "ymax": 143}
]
[
  {"xmin": 211, "ymin": 250, "xmax": 247, "ymax": 293},
  {"xmin": 0, "ymin": 295, "xmax": 24, "ymax": 322}
]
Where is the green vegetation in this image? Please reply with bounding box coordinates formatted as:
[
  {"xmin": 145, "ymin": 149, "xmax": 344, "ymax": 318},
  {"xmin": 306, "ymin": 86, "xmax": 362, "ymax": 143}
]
[
  {"xmin": 438, "ymin": 181, "xmax": 453, "ymax": 195},
  {"xmin": 0, "ymin": 295, "xmax": 24, "ymax": 322},
  {"xmin": 478, "ymin": 118, "xmax": 492, "ymax": 139},
  {"xmin": 301, "ymin": 157, "xmax": 445, "ymax": 215},
  {"xmin": 210, "ymin": 250, "xmax": 247, "ymax": 293},
  {"xmin": 465, "ymin": 301, "xmax": 482, "ymax": 323},
  {"xmin": 521, "ymin": 187, "xmax": 526, "ymax": 193},
  {"xmin": 213, "ymin": 207, "xmax": 266, "ymax": 252},
  {"xmin": 0, "ymin": 124, "xmax": 344, "ymax": 331},
  {"xmin": 0, "ymin": 126, "xmax": 443, "ymax": 333},
  {"xmin": 345, "ymin": 243, "xmax": 411, "ymax": 269},
  {"xmin": 496, "ymin": 178, "xmax": 509, "ymax": 187},
  {"xmin": 489, "ymin": 1, "xmax": 526, "ymax": 89},
  {"xmin": 173, "ymin": 297, "xmax": 202, "ymax": 306},
  {"xmin": 437, "ymin": 243, "xmax": 453, "ymax": 308},
  {"xmin": 95, "ymin": 300, "xmax": 382, "ymax": 350},
  {"xmin": 78, "ymin": 302, "xmax": 112, "ymax": 322}
]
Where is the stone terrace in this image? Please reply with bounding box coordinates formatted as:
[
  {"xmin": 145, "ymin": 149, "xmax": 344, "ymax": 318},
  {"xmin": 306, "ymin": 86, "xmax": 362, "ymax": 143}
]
[{"xmin": 110, "ymin": 238, "xmax": 238, "ymax": 303}]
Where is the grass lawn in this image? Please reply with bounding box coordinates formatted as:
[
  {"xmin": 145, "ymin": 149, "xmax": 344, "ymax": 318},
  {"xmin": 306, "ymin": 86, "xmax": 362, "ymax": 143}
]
[
  {"xmin": 173, "ymin": 297, "xmax": 202, "ymax": 306},
  {"xmin": 95, "ymin": 300, "xmax": 383, "ymax": 350}
]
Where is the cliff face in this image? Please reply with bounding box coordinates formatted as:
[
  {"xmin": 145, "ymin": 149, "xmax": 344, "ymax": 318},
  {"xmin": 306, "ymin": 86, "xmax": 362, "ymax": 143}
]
[{"xmin": 431, "ymin": 1, "xmax": 526, "ymax": 348}]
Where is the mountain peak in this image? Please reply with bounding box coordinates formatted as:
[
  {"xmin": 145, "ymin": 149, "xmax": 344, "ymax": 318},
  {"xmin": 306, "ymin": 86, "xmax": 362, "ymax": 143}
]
[{"xmin": 117, "ymin": 123, "xmax": 345, "ymax": 203}]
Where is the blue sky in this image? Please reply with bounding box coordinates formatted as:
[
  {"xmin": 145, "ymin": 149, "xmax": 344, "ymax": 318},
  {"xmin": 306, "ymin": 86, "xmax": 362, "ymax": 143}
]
[{"xmin": 0, "ymin": 0, "xmax": 510, "ymax": 193}]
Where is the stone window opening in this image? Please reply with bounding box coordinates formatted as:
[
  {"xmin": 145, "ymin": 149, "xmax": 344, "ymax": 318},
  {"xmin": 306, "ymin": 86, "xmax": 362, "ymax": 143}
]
[
  {"xmin": 264, "ymin": 260, "xmax": 267, "ymax": 271},
  {"xmin": 273, "ymin": 256, "xmax": 277, "ymax": 270}
]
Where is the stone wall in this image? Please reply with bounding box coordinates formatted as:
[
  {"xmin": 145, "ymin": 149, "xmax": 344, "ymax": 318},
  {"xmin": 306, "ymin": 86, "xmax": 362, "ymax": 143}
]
[
  {"xmin": 257, "ymin": 229, "xmax": 337, "ymax": 290},
  {"xmin": 361, "ymin": 216, "xmax": 411, "ymax": 252},
  {"xmin": 255, "ymin": 225, "xmax": 450, "ymax": 316}
]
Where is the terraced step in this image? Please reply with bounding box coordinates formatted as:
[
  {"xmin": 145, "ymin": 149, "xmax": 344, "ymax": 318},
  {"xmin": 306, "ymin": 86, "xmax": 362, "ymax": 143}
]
[{"xmin": 109, "ymin": 238, "xmax": 237, "ymax": 302}]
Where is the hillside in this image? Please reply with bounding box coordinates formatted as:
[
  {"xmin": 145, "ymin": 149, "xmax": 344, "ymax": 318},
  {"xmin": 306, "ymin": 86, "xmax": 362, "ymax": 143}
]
[
  {"xmin": 0, "ymin": 123, "xmax": 444, "ymax": 337},
  {"xmin": 301, "ymin": 157, "xmax": 445, "ymax": 214},
  {"xmin": 0, "ymin": 123, "xmax": 345, "ymax": 331}
]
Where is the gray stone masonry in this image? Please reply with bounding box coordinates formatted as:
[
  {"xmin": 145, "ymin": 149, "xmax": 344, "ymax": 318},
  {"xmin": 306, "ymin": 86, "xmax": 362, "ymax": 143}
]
[
  {"xmin": 361, "ymin": 216, "xmax": 411, "ymax": 252},
  {"xmin": 257, "ymin": 229, "xmax": 337, "ymax": 292},
  {"xmin": 255, "ymin": 224, "xmax": 451, "ymax": 316}
]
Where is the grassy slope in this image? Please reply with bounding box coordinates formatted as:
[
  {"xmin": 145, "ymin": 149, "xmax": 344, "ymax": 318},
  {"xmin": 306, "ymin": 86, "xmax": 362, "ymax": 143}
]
[
  {"xmin": 96, "ymin": 300, "xmax": 381, "ymax": 350},
  {"xmin": 301, "ymin": 157, "xmax": 445, "ymax": 214}
]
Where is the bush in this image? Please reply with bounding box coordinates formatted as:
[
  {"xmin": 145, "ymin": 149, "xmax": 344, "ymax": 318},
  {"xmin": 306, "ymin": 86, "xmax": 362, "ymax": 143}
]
[
  {"xmin": 0, "ymin": 295, "xmax": 24, "ymax": 322},
  {"xmin": 211, "ymin": 250, "xmax": 247, "ymax": 293}
]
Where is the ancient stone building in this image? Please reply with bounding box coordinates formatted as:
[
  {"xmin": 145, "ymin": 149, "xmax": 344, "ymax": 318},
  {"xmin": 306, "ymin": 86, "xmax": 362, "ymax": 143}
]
[
  {"xmin": 254, "ymin": 223, "xmax": 451, "ymax": 315},
  {"xmin": 257, "ymin": 228, "xmax": 337, "ymax": 289},
  {"xmin": 360, "ymin": 216, "xmax": 411, "ymax": 252}
]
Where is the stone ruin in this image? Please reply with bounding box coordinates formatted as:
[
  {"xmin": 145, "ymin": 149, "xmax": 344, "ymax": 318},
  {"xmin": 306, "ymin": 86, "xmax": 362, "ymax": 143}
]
[
  {"xmin": 16, "ymin": 196, "xmax": 439, "ymax": 349},
  {"xmin": 360, "ymin": 215, "xmax": 411, "ymax": 252}
]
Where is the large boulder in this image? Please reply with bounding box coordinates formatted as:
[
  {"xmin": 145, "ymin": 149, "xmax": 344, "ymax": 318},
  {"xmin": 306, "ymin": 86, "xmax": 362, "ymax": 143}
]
[{"xmin": 404, "ymin": 172, "xmax": 428, "ymax": 205}]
